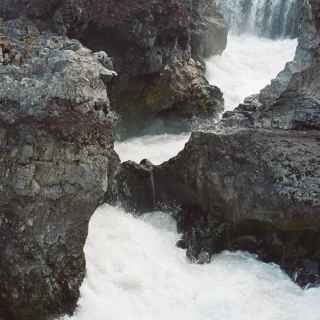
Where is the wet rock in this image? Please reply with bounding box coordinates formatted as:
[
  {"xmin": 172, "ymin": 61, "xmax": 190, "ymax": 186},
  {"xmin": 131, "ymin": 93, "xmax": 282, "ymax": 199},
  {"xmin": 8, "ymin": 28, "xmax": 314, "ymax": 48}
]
[
  {"xmin": 197, "ymin": 251, "xmax": 211, "ymax": 264},
  {"xmin": 115, "ymin": 127, "xmax": 320, "ymax": 285},
  {"xmin": 0, "ymin": 19, "xmax": 119, "ymax": 320},
  {"xmin": 157, "ymin": 129, "xmax": 320, "ymax": 285},
  {"xmin": 111, "ymin": 159, "xmax": 156, "ymax": 212}
]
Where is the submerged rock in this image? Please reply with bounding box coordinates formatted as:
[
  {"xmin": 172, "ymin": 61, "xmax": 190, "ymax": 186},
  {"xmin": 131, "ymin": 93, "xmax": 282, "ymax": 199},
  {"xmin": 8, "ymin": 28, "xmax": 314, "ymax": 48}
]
[{"xmin": 0, "ymin": 19, "xmax": 119, "ymax": 319}]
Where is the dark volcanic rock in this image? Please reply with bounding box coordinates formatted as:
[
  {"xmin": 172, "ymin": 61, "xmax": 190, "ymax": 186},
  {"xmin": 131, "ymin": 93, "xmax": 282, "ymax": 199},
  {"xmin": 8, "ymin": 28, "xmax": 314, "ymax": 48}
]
[
  {"xmin": 116, "ymin": 128, "xmax": 320, "ymax": 286},
  {"xmin": 0, "ymin": 0, "xmax": 227, "ymax": 134},
  {"xmin": 106, "ymin": 0, "xmax": 320, "ymax": 289},
  {"xmin": 0, "ymin": 19, "xmax": 119, "ymax": 320}
]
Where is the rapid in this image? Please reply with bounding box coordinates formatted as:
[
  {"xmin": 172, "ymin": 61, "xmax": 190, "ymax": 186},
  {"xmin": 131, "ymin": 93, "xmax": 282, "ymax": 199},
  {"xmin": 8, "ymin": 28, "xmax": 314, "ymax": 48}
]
[{"xmin": 65, "ymin": 1, "xmax": 320, "ymax": 319}]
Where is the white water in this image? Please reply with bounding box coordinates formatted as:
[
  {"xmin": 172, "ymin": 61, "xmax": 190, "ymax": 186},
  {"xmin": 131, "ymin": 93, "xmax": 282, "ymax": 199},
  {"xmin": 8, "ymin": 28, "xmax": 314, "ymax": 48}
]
[
  {"xmin": 115, "ymin": 133, "xmax": 190, "ymax": 165},
  {"xmin": 115, "ymin": 36, "xmax": 297, "ymax": 165},
  {"xmin": 216, "ymin": 0, "xmax": 299, "ymax": 38},
  {"xmin": 206, "ymin": 35, "xmax": 297, "ymax": 110},
  {"xmin": 67, "ymin": 205, "xmax": 320, "ymax": 320},
  {"xmin": 64, "ymin": 3, "xmax": 310, "ymax": 320}
]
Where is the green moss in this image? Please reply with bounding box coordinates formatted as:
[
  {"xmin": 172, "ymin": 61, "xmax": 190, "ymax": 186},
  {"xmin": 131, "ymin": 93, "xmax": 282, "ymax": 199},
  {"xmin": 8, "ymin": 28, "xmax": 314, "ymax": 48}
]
[{"xmin": 144, "ymin": 84, "xmax": 172, "ymax": 111}]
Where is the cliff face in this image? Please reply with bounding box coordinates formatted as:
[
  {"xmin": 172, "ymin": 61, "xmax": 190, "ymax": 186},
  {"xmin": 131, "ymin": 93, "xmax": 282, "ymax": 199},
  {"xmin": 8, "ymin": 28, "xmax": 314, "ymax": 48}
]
[
  {"xmin": 0, "ymin": 0, "xmax": 228, "ymax": 134},
  {"xmin": 0, "ymin": 19, "xmax": 119, "ymax": 320}
]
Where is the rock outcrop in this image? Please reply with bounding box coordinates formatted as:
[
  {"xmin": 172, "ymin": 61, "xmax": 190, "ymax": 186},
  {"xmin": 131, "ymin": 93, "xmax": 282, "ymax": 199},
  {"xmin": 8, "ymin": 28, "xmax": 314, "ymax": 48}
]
[
  {"xmin": 0, "ymin": 0, "xmax": 228, "ymax": 134},
  {"xmin": 115, "ymin": 128, "xmax": 320, "ymax": 286},
  {"xmin": 0, "ymin": 19, "xmax": 119, "ymax": 319},
  {"xmin": 114, "ymin": 0, "xmax": 320, "ymax": 287},
  {"xmin": 222, "ymin": 0, "xmax": 320, "ymax": 131}
]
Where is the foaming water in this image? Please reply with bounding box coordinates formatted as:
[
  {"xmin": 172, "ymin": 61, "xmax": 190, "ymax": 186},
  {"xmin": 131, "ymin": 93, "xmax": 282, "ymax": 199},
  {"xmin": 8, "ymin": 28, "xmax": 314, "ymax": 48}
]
[
  {"xmin": 115, "ymin": 133, "xmax": 190, "ymax": 165},
  {"xmin": 115, "ymin": 36, "xmax": 297, "ymax": 164},
  {"xmin": 66, "ymin": 205, "xmax": 320, "ymax": 320},
  {"xmin": 216, "ymin": 0, "xmax": 300, "ymax": 38},
  {"xmin": 206, "ymin": 35, "xmax": 297, "ymax": 110},
  {"xmin": 62, "ymin": 21, "xmax": 313, "ymax": 320}
]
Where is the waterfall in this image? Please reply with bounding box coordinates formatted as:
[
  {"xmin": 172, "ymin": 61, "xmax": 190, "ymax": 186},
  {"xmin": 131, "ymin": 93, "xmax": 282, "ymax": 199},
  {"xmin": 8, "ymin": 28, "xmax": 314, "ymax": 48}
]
[{"xmin": 216, "ymin": 0, "xmax": 302, "ymax": 38}]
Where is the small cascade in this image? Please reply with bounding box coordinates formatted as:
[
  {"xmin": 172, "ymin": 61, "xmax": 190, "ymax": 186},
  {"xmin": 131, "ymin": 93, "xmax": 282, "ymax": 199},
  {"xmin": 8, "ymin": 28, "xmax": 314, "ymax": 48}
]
[{"xmin": 216, "ymin": 0, "xmax": 303, "ymax": 38}]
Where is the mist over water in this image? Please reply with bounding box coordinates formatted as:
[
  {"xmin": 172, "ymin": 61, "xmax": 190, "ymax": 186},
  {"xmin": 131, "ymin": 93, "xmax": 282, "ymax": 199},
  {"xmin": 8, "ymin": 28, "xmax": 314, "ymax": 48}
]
[
  {"xmin": 206, "ymin": 35, "xmax": 297, "ymax": 110},
  {"xmin": 66, "ymin": 206, "xmax": 320, "ymax": 320}
]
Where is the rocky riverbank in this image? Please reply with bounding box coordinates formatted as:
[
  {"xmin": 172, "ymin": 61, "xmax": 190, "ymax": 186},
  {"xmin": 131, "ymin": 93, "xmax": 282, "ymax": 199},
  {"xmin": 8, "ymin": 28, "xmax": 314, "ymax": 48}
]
[{"xmin": 114, "ymin": 0, "xmax": 320, "ymax": 287}]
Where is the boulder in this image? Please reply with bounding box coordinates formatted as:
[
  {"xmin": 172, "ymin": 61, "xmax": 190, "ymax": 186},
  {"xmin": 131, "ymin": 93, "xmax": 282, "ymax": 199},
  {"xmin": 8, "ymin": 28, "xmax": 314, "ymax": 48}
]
[{"xmin": 115, "ymin": 128, "xmax": 320, "ymax": 286}]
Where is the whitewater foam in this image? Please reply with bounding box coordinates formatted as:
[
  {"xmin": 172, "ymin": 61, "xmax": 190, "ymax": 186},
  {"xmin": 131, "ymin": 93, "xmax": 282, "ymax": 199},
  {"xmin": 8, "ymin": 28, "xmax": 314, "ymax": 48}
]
[
  {"xmin": 216, "ymin": 0, "xmax": 300, "ymax": 38},
  {"xmin": 63, "ymin": 7, "xmax": 313, "ymax": 320},
  {"xmin": 115, "ymin": 132, "xmax": 190, "ymax": 165},
  {"xmin": 206, "ymin": 35, "xmax": 297, "ymax": 110},
  {"xmin": 66, "ymin": 205, "xmax": 320, "ymax": 320}
]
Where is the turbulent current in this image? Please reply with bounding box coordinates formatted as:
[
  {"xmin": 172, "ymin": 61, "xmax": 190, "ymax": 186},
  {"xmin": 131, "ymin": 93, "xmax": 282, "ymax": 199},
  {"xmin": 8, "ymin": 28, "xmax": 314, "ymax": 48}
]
[
  {"xmin": 114, "ymin": 35, "xmax": 297, "ymax": 162},
  {"xmin": 64, "ymin": 1, "xmax": 320, "ymax": 319},
  {"xmin": 67, "ymin": 206, "xmax": 320, "ymax": 320},
  {"xmin": 206, "ymin": 35, "xmax": 297, "ymax": 110}
]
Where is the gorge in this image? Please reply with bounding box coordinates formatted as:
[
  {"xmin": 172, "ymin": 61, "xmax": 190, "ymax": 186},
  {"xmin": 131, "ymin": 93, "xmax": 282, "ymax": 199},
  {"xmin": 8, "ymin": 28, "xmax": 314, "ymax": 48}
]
[{"xmin": 0, "ymin": 0, "xmax": 319, "ymax": 320}]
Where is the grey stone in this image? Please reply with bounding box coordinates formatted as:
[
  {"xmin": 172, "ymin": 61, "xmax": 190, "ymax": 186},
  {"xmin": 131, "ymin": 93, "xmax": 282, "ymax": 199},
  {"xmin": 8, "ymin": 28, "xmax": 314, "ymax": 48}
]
[{"xmin": 0, "ymin": 19, "xmax": 119, "ymax": 320}]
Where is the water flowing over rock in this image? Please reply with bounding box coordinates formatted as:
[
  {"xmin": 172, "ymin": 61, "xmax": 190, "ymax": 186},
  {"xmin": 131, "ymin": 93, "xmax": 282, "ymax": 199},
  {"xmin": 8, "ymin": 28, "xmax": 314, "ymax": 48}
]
[
  {"xmin": 222, "ymin": 0, "xmax": 320, "ymax": 131},
  {"xmin": 216, "ymin": 0, "xmax": 304, "ymax": 38},
  {"xmin": 115, "ymin": 127, "xmax": 320, "ymax": 287},
  {"xmin": 0, "ymin": 19, "xmax": 119, "ymax": 320},
  {"xmin": 114, "ymin": 0, "xmax": 320, "ymax": 287}
]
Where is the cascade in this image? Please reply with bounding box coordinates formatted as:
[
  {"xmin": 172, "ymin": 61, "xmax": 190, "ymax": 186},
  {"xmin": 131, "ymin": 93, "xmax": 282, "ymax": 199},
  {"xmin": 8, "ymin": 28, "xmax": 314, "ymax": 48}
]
[{"xmin": 216, "ymin": 0, "xmax": 303, "ymax": 38}]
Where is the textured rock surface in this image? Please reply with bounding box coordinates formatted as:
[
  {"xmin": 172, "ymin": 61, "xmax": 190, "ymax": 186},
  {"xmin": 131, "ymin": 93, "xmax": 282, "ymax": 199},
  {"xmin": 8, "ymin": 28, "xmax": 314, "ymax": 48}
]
[
  {"xmin": 0, "ymin": 0, "xmax": 227, "ymax": 134},
  {"xmin": 116, "ymin": 128, "xmax": 320, "ymax": 286},
  {"xmin": 0, "ymin": 19, "xmax": 119, "ymax": 319}
]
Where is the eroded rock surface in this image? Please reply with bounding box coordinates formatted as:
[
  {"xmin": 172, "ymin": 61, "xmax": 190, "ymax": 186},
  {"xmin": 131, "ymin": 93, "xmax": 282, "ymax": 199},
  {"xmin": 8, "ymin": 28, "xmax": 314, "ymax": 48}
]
[
  {"xmin": 0, "ymin": 0, "xmax": 228, "ymax": 134},
  {"xmin": 116, "ymin": 128, "xmax": 320, "ymax": 286},
  {"xmin": 0, "ymin": 19, "xmax": 119, "ymax": 319}
]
